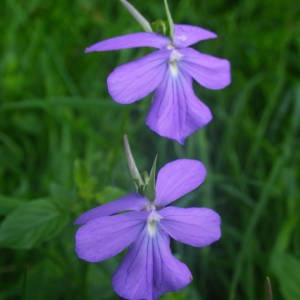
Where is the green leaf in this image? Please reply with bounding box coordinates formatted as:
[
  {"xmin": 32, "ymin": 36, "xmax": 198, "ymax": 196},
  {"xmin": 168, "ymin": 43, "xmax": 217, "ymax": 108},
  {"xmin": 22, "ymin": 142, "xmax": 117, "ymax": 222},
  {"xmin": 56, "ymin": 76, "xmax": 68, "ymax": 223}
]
[
  {"xmin": 0, "ymin": 194, "xmax": 23, "ymax": 215},
  {"xmin": 271, "ymin": 254, "xmax": 300, "ymax": 300},
  {"xmin": 0, "ymin": 199, "xmax": 69, "ymax": 249}
]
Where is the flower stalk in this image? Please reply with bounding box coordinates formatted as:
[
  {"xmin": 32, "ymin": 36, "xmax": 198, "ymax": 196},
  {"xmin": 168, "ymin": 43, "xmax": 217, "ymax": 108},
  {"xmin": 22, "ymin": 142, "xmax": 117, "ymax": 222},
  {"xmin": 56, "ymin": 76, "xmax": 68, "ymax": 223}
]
[
  {"xmin": 265, "ymin": 277, "xmax": 273, "ymax": 300},
  {"xmin": 120, "ymin": 0, "xmax": 152, "ymax": 32}
]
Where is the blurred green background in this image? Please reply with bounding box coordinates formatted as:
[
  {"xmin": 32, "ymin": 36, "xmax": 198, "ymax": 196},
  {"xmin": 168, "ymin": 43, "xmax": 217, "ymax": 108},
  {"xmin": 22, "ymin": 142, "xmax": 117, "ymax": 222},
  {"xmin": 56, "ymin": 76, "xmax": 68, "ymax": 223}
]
[{"xmin": 0, "ymin": 0, "xmax": 299, "ymax": 299}]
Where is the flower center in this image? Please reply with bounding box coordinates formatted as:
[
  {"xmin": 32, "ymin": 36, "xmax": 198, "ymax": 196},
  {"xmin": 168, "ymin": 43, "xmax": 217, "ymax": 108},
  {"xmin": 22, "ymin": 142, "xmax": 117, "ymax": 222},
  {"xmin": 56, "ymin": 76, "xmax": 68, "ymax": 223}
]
[
  {"xmin": 147, "ymin": 211, "xmax": 162, "ymax": 237},
  {"xmin": 168, "ymin": 49, "xmax": 183, "ymax": 77}
]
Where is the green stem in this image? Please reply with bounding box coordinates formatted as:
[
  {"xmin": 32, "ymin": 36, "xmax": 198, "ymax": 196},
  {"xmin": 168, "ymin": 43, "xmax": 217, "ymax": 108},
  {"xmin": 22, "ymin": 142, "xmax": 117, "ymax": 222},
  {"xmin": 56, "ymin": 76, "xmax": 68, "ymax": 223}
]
[
  {"xmin": 163, "ymin": 0, "xmax": 174, "ymax": 42},
  {"xmin": 265, "ymin": 277, "xmax": 273, "ymax": 300},
  {"xmin": 120, "ymin": 0, "xmax": 152, "ymax": 32}
]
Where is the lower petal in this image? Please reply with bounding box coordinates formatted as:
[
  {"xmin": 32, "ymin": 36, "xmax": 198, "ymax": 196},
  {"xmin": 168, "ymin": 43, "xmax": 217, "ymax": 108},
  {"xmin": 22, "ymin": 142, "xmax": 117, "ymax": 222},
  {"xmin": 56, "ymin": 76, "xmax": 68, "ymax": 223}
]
[
  {"xmin": 113, "ymin": 228, "xmax": 153, "ymax": 299},
  {"xmin": 153, "ymin": 229, "xmax": 192, "ymax": 298},
  {"xmin": 112, "ymin": 228, "xmax": 191, "ymax": 300},
  {"xmin": 146, "ymin": 72, "xmax": 212, "ymax": 144}
]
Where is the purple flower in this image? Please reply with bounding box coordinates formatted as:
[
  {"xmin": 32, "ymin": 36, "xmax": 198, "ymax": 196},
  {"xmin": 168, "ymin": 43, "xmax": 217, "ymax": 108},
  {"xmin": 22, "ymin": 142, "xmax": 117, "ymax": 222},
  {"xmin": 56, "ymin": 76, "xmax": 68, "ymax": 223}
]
[
  {"xmin": 75, "ymin": 159, "xmax": 221, "ymax": 299},
  {"xmin": 86, "ymin": 24, "xmax": 231, "ymax": 144}
]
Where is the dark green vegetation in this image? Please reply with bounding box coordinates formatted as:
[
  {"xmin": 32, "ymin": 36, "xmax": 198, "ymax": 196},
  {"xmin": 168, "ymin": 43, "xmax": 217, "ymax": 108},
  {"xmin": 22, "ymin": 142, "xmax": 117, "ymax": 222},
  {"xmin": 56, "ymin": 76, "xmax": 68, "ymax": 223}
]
[{"xmin": 0, "ymin": 0, "xmax": 299, "ymax": 299}]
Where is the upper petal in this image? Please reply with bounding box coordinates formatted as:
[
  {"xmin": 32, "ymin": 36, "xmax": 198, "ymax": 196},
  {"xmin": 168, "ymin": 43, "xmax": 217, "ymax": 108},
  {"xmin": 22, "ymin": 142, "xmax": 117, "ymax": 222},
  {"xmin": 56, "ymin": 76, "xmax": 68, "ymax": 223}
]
[
  {"xmin": 112, "ymin": 227, "xmax": 191, "ymax": 300},
  {"xmin": 146, "ymin": 69, "xmax": 212, "ymax": 144},
  {"xmin": 75, "ymin": 211, "xmax": 147, "ymax": 262},
  {"xmin": 107, "ymin": 49, "xmax": 169, "ymax": 104},
  {"xmin": 74, "ymin": 193, "xmax": 147, "ymax": 225},
  {"xmin": 180, "ymin": 47, "xmax": 231, "ymax": 89},
  {"xmin": 154, "ymin": 159, "xmax": 206, "ymax": 207},
  {"xmin": 174, "ymin": 24, "xmax": 217, "ymax": 48},
  {"xmin": 85, "ymin": 32, "xmax": 170, "ymax": 52},
  {"xmin": 160, "ymin": 206, "xmax": 221, "ymax": 247}
]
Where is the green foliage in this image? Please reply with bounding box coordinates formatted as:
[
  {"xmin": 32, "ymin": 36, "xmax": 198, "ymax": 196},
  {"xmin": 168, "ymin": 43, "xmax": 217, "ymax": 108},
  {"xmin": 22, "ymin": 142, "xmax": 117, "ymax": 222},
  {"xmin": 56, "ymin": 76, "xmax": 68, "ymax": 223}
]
[
  {"xmin": 271, "ymin": 254, "xmax": 300, "ymax": 300},
  {"xmin": 0, "ymin": 0, "xmax": 299, "ymax": 299},
  {"xmin": 74, "ymin": 159, "xmax": 97, "ymax": 202},
  {"xmin": 0, "ymin": 199, "xmax": 69, "ymax": 249},
  {"xmin": 0, "ymin": 195, "xmax": 23, "ymax": 215}
]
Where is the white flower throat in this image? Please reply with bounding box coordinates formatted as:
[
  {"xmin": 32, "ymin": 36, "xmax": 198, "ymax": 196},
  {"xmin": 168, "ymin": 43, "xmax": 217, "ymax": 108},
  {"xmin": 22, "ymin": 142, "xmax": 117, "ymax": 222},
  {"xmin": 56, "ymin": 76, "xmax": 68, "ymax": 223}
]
[
  {"xmin": 169, "ymin": 49, "xmax": 183, "ymax": 77},
  {"xmin": 145, "ymin": 203, "xmax": 162, "ymax": 237}
]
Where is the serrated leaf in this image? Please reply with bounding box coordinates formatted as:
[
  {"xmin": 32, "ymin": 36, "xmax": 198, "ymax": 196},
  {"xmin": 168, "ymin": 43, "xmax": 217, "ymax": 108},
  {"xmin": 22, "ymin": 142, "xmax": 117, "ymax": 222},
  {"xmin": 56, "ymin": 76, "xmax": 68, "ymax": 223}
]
[
  {"xmin": 0, "ymin": 199, "xmax": 69, "ymax": 249},
  {"xmin": 0, "ymin": 194, "xmax": 23, "ymax": 215},
  {"xmin": 271, "ymin": 254, "xmax": 300, "ymax": 300}
]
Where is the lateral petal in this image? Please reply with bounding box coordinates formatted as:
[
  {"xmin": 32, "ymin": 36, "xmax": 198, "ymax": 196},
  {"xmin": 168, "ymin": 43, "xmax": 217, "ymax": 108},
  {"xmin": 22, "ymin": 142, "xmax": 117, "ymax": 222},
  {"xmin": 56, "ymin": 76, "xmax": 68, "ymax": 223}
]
[
  {"xmin": 107, "ymin": 49, "xmax": 169, "ymax": 104},
  {"xmin": 174, "ymin": 24, "xmax": 217, "ymax": 48},
  {"xmin": 75, "ymin": 212, "xmax": 147, "ymax": 263},
  {"xmin": 85, "ymin": 32, "xmax": 170, "ymax": 52},
  {"xmin": 146, "ymin": 70, "xmax": 212, "ymax": 144},
  {"xmin": 160, "ymin": 206, "xmax": 221, "ymax": 247},
  {"xmin": 74, "ymin": 193, "xmax": 147, "ymax": 225},
  {"xmin": 154, "ymin": 159, "xmax": 206, "ymax": 207},
  {"xmin": 180, "ymin": 47, "xmax": 231, "ymax": 89}
]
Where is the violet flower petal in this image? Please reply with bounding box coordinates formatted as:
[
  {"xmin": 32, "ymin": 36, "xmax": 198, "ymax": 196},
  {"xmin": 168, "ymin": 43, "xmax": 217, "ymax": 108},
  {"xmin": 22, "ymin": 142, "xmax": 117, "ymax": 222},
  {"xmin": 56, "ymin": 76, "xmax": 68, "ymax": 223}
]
[
  {"xmin": 180, "ymin": 74, "xmax": 213, "ymax": 138},
  {"xmin": 146, "ymin": 72, "xmax": 187, "ymax": 144},
  {"xmin": 154, "ymin": 159, "xmax": 206, "ymax": 207},
  {"xmin": 107, "ymin": 49, "xmax": 170, "ymax": 104},
  {"xmin": 160, "ymin": 206, "xmax": 221, "ymax": 247},
  {"xmin": 113, "ymin": 228, "xmax": 191, "ymax": 300},
  {"xmin": 180, "ymin": 47, "xmax": 231, "ymax": 89},
  {"xmin": 75, "ymin": 212, "xmax": 147, "ymax": 263},
  {"xmin": 146, "ymin": 71, "xmax": 212, "ymax": 143},
  {"xmin": 85, "ymin": 32, "xmax": 169, "ymax": 52},
  {"xmin": 174, "ymin": 24, "xmax": 217, "ymax": 48},
  {"xmin": 152, "ymin": 229, "xmax": 192, "ymax": 298},
  {"xmin": 74, "ymin": 193, "xmax": 147, "ymax": 225},
  {"xmin": 113, "ymin": 228, "xmax": 153, "ymax": 299}
]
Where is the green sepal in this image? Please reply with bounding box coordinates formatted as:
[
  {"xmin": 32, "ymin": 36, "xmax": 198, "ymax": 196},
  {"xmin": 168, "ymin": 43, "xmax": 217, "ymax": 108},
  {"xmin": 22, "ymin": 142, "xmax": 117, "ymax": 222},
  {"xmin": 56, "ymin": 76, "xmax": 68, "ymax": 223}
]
[
  {"xmin": 144, "ymin": 155, "xmax": 158, "ymax": 202},
  {"xmin": 123, "ymin": 135, "xmax": 144, "ymax": 190},
  {"xmin": 151, "ymin": 20, "xmax": 167, "ymax": 36}
]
